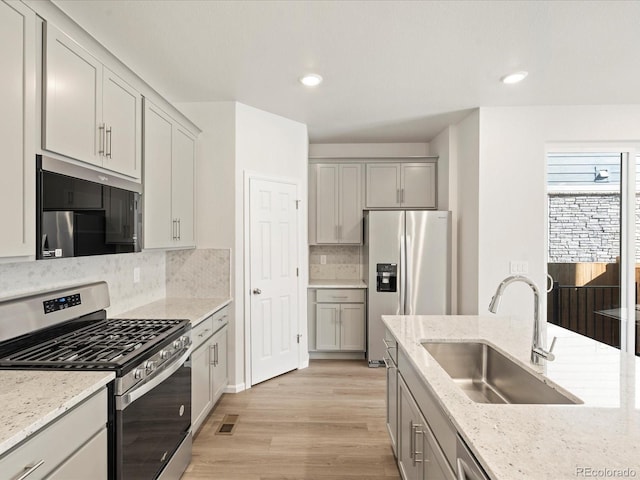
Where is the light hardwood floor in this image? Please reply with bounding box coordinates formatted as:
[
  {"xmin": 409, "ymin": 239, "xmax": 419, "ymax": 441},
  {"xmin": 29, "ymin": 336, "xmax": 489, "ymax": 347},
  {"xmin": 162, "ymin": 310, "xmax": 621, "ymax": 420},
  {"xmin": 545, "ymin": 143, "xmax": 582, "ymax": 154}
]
[{"xmin": 183, "ymin": 360, "xmax": 401, "ymax": 480}]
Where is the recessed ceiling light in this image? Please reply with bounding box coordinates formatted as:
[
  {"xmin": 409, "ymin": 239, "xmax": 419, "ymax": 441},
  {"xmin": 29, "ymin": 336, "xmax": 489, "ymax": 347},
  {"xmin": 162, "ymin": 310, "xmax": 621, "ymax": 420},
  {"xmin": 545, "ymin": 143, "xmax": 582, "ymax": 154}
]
[
  {"xmin": 501, "ymin": 71, "xmax": 528, "ymax": 84},
  {"xmin": 299, "ymin": 73, "xmax": 323, "ymax": 87}
]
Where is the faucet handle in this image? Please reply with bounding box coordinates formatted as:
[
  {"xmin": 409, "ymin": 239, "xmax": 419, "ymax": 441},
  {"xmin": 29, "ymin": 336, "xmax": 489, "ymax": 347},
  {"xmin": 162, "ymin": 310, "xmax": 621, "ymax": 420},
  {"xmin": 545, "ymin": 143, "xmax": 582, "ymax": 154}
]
[{"xmin": 545, "ymin": 337, "xmax": 558, "ymax": 361}]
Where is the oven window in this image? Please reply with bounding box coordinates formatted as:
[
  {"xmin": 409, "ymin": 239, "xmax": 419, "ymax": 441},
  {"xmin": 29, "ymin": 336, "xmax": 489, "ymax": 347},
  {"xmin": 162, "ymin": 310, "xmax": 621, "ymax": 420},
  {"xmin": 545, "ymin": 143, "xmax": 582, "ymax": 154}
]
[{"xmin": 116, "ymin": 363, "xmax": 191, "ymax": 480}]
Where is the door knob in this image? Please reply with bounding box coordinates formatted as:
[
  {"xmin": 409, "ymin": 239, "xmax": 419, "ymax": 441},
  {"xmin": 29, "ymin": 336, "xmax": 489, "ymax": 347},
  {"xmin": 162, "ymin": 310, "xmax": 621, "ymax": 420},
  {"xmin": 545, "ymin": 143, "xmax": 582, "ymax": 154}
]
[{"xmin": 253, "ymin": 288, "xmax": 262, "ymax": 294}]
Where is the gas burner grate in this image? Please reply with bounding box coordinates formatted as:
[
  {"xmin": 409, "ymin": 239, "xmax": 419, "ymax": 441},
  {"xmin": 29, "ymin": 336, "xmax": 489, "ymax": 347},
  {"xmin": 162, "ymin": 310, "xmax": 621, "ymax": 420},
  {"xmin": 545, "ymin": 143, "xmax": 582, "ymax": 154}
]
[{"xmin": 1, "ymin": 318, "xmax": 185, "ymax": 367}]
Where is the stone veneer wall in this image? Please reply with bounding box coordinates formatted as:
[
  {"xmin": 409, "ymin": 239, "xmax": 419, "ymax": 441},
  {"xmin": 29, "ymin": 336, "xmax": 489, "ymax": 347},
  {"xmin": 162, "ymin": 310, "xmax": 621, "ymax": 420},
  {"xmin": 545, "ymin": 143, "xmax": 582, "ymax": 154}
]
[
  {"xmin": 309, "ymin": 245, "xmax": 362, "ymax": 280},
  {"xmin": 548, "ymin": 192, "xmax": 640, "ymax": 262}
]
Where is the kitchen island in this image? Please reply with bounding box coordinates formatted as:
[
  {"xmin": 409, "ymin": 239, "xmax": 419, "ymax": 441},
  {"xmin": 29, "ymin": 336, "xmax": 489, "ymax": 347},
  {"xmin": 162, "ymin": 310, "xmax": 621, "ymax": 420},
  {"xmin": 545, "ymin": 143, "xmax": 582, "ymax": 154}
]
[{"xmin": 383, "ymin": 314, "xmax": 640, "ymax": 480}]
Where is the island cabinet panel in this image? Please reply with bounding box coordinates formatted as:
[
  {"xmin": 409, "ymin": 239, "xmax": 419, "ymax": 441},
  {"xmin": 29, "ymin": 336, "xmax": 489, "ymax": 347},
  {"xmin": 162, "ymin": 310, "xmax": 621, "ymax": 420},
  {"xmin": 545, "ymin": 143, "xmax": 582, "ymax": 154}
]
[
  {"xmin": 0, "ymin": 0, "xmax": 35, "ymax": 258},
  {"xmin": 397, "ymin": 348, "xmax": 457, "ymax": 471},
  {"xmin": 398, "ymin": 376, "xmax": 455, "ymax": 480}
]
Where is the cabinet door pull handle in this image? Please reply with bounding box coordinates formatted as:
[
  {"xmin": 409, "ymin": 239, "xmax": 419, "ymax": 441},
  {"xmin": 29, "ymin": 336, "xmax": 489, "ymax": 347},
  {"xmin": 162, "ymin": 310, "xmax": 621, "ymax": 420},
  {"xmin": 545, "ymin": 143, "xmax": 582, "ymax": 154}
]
[
  {"xmin": 401, "ymin": 188, "xmax": 404, "ymax": 204},
  {"xmin": 13, "ymin": 460, "xmax": 45, "ymax": 480},
  {"xmin": 106, "ymin": 126, "xmax": 112, "ymax": 158},
  {"xmin": 177, "ymin": 218, "xmax": 181, "ymax": 240},
  {"xmin": 209, "ymin": 343, "xmax": 216, "ymax": 365},
  {"xmin": 412, "ymin": 423, "xmax": 423, "ymax": 465},
  {"xmin": 409, "ymin": 421, "xmax": 414, "ymax": 460},
  {"xmin": 98, "ymin": 123, "xmax": 105, "ymax": 155}
]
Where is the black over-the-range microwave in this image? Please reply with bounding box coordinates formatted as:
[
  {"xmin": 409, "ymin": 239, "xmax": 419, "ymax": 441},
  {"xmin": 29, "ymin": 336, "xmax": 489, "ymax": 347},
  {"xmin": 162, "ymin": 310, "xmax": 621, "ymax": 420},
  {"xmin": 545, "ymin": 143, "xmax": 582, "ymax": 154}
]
[{"xmin": 36, "ymin": 155, "xmax": 142, "ymax": 259}]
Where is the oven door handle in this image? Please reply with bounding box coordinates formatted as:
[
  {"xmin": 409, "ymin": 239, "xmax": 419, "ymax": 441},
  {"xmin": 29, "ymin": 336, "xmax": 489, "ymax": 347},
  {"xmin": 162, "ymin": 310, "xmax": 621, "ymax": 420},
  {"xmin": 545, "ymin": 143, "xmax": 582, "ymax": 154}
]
[{"xmin": 117, "ymin": 347, "xmax": 192, "ymax": 411}]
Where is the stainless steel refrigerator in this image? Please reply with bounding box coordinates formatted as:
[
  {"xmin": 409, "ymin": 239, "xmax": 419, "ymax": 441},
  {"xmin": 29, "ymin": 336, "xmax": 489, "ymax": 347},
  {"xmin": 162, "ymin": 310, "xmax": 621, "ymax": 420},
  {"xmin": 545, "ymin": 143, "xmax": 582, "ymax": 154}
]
[{"xmin": 365, "ymin": 210, "xmax": 451, "ymax": 366}]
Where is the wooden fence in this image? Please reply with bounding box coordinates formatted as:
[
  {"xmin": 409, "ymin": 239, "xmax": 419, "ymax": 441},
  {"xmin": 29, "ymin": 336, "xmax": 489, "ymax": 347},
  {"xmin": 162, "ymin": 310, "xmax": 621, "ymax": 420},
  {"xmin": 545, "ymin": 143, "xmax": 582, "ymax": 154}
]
[{"xmin": 547, "ymin": 263, "xmax": 640, "ymax": 356}]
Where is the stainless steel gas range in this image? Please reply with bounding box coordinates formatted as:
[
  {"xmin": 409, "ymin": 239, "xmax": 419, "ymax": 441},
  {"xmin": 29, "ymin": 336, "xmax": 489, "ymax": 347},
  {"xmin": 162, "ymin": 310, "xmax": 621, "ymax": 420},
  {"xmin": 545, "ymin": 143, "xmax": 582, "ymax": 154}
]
[{"xmin": 0, "ymin": 282, "xmax": 192, "ymax": 480}]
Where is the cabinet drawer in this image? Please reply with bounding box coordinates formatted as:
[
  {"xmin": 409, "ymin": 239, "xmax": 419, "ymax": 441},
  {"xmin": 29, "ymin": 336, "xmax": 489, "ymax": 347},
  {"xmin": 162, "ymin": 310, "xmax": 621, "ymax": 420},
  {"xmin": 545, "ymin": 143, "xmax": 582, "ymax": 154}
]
[
  {"xmin": 192, "ymin": 317, "xmax": 214, "ymax": 349},
  {"xmin": 0, "ymin": 388, "xmax": 107, "ymax": 480},
  {"xmin": 316, "ymin": 289, "xmax": 365, "ymax": 303},
  {"xmin": 211, "ymin": 305, "xmax": 230, "ymax": 331}
]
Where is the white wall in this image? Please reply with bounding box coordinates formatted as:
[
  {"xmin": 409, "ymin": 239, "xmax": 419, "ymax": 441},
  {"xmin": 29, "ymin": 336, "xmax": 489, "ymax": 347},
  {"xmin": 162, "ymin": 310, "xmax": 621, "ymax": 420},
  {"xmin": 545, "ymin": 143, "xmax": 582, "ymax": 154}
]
[
  {"xmin": 176, "ymin": 101, "xmax": 309, "ymax": 390},
  {"xmin": 235, "ymin": 103, "xmax": 309, "ymax": 386},
  {"xmin": 309, "ymin": 143, "xmax": 429, "ymax": 158},
  {"xmin": 474, "ymin": 105, "xmax": 640, "ymax": 326},
  {"xmin": 175, "ymin": 102, "xmax": 236, "ymax": 249},
  {"xmin": 455, "ymin": 110, "xmax": 480, "ymax": 314},
  {"xmin": 430, "ymin": 126, "xmax": 458, "ymax": 313}
]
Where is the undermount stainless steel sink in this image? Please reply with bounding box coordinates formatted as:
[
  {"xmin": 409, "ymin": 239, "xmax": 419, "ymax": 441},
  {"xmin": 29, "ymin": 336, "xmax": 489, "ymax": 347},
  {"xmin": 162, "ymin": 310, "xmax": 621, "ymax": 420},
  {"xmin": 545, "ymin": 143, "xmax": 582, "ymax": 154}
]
[{"xmin": 422, "ymin": 341, "xmax": 582, "ymax": 405}]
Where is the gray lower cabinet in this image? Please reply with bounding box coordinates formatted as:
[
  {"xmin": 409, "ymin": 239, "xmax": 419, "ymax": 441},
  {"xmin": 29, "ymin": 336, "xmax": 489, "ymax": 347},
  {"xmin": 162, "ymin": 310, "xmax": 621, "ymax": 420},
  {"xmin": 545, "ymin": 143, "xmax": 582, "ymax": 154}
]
[
  {"xmin": 392, "ymin": 347, "xmax": 458, "ymax": 480},
  {"xmin": 191, "ymin": 306, "xmax": 229, "ymax": 434},
  {"xmin": 384, "ymin": 333, "xmax": 399, "ymax": 457},
  {"xmin": 398, "ymin": 377, "xmax": 455, "ymax": 480},
  {"xmin": 311, "ymin": 289, "xmax": 366, "ymax": 352},
  {"xmin": 0, "ymin": 388, "xmax": 108, "ymax": 479}
]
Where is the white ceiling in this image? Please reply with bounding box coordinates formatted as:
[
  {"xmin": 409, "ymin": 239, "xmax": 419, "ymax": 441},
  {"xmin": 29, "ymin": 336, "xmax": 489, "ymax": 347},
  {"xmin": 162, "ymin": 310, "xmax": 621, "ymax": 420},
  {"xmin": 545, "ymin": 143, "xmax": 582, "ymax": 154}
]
[{"xmin": 53, "ymin": 0, "xmax": 640, "ymax": 143}]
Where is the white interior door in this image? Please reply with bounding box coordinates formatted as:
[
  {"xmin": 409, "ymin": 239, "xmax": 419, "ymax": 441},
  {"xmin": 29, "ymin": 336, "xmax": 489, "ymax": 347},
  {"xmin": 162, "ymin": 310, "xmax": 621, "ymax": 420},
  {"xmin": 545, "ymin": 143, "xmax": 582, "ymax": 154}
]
[{"xmin": 249, "ymin": 178, "xmax": 299, "ymax": 385}]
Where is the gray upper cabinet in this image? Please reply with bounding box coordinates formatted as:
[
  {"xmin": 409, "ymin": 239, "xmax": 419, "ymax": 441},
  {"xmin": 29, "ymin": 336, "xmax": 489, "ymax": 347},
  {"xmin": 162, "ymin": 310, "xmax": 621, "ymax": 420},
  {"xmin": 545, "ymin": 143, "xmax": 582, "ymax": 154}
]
[
  {"xmin": 366, "ymin": 162, "xmax": 436, "ymax": 209},
  {"xmin": 312, "ymin": 163, "xmax": 363, "ymax": 244},
  {"xmin": 143, "ymin": 99, "xmax": 196, "ymax": 249},
  {"xmin": 43, "ymin": 22, "xmax": 142, "ymax": 179},
  {"xmin": 0, "ymin": 0, "xmax": 35, "ymax": 259}
]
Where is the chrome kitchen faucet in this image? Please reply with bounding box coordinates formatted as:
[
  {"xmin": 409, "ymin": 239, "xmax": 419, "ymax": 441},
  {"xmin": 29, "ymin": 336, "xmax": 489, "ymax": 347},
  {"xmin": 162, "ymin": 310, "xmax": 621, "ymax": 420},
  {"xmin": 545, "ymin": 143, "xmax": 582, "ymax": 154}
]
[{"xmin": 488, "ymin": 275, "xmax": 557, "ymax": 365}]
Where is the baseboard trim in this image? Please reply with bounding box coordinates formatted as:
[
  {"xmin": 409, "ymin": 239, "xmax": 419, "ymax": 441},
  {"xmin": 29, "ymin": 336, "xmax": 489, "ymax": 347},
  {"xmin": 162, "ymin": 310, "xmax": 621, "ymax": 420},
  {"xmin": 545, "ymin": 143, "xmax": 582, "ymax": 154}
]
[
  {"xmin": 224, "ymin": 382, "xmax": 246, "ymax": 393},
  {"xmin": 309, "ymin": 352, "xmax": 366, "ymax": 360}
]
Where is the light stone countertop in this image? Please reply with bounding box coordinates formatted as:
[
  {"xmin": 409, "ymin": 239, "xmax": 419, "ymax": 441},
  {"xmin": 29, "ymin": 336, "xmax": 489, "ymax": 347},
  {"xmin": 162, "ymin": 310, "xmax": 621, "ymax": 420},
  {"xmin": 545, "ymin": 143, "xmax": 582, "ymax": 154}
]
[
  {"xmin": 0, "ymin": 370, "xmax": 114, "ymax": 456},
  {"xmin": 383, "ymin": 314, "xmax": 640, "ymax": 480},
  {"xmin": 308, "ymin": 280, "xmax": 367, "ymax": 289},
  {"xmin": 115, "ymin": 297, "xmax": 232, "ymax": 327}
]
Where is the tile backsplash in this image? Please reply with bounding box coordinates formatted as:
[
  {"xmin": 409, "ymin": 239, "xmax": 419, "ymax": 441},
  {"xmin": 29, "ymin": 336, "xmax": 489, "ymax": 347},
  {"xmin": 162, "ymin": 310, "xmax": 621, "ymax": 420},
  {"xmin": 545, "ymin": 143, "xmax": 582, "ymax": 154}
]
[
  {"xmin": 166, "ymin": 248, "xmax": 230, "ymax": 298},
  {"xmin": 309, "ymin": 245, "xmax": 363, "ymax": 280},
  {"xmin": 0, "ymin": 251, "xmax": 166, "ymax": 316}
]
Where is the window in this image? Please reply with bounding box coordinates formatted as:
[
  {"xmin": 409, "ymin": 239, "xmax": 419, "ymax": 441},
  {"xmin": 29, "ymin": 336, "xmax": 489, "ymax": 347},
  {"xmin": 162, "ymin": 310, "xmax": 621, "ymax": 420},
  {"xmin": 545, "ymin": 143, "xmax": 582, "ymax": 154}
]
[{"xmin": 546, "ymin": 151, "xmax": 638, "ymax": 356}]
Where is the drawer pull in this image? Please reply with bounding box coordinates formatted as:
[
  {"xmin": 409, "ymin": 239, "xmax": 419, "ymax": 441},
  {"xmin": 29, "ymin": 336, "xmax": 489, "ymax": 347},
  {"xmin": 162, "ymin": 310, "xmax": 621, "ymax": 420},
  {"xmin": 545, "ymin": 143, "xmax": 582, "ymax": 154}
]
[
  {"xmin": 382, "ymin": 338, "xmax": 397, "ymax": 349},
  {"xmin": 13, "ymin": 460, "xmax": 44, "ymax": 480},
  {"xmin": 331, "ymin": 296, "xmax": 348, "ymax": 299},
  {"xmin": 198, "ymin": 328, "xmax": 210, "ymax": 338}
]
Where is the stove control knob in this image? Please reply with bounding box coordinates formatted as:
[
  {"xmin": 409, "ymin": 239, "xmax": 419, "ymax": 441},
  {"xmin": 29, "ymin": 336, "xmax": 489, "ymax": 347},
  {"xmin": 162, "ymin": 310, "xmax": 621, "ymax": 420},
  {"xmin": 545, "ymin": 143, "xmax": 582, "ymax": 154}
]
[
  {"xmin": 160, "ymin": 349, "xmax": 170, "ymax": 360},
  {"xmin": 145, "ymin": 360, "xmax": 157, "ymax": 373},
  {"xmin": 134, "ymin": 368, "xmax": 144, "ymax": 380},
  {"xmin": 172, "ymin": 339, "xmax": 182, "ymax": 350}
]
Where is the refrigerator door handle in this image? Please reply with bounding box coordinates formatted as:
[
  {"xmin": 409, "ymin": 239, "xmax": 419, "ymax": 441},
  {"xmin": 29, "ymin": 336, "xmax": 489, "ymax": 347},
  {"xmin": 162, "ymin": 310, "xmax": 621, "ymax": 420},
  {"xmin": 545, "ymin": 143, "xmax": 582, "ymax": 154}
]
[
  {"xmin": 399, "ymin": 234, "xmax": 405, "ymax": 315},
  {"xmin": 405, "ymin": 234, "xmax": 412, "ymax": 314}
]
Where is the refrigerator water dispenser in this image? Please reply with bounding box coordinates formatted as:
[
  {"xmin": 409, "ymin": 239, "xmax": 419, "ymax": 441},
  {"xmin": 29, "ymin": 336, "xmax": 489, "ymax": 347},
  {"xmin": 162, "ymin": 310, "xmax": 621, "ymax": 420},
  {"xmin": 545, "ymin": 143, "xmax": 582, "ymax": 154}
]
[{"xmin": 376, "ymin": 264, "xmax": 397, "ymax": 292}]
